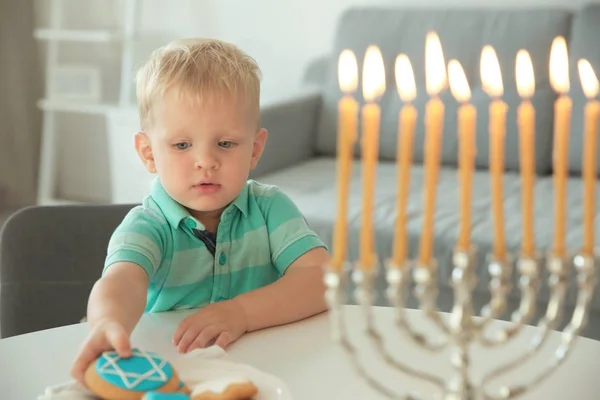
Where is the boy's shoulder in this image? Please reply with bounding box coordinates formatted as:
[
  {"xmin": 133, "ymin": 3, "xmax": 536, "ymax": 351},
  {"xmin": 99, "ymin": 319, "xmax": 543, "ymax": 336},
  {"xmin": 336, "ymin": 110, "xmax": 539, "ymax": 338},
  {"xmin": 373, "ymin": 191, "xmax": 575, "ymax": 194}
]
[
  {"xmin": 245, "ymin": 180, "xmax": 291, "ymax": 212},
  {"xmin": 117, "ymin": 195, "xmax": 169, "ymax": 231},
  {"xmin": 245, "ymin": 179, "xmax": 305, "ymax": 223},
  {"xmin": 245, "ymin": 179, "xmax": 281, "ymax": 197}
]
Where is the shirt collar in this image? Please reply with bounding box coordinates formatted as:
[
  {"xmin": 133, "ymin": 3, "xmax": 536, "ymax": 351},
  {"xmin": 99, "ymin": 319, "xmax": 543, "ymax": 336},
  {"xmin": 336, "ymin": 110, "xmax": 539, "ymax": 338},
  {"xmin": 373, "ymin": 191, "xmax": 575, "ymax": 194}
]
[
  {"xmin": 230, "ymin": 181, "xmax": 249, "ymax": 217},
  {"xmin": 150, "ymin": 178, "xmax": 249, "ymax": 229}
]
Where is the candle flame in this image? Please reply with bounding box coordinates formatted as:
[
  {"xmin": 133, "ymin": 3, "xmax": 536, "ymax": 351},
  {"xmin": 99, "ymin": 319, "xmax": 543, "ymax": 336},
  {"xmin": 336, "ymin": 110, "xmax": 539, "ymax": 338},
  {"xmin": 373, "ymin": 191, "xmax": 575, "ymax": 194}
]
[
  {"xmin": 448, "ymin": 59, "xmax": 471, "ymax": 103},
  {"xmin": 425, "ymin": 31, "xmax": 447, "ymax": 96},
  {"xmin": 516, "ymin": 50, "xmax": 535, "ymax": 98},
  {"xmin": 549, "ymin": 36, "xmax": 569, "ymax": 94},
  {"xmin": 578, "ymin": 59, "xmax": 599, "ymax": 99},
  {"xmin": 338, "ymin": 49, "xmax": 358, "ymax": 94},
  {"xmin": 480, "ymin": 45, "xmax": 503, "ymax": 97},
  {"xmin": 362, "ymin": 45, "xmax": 386, "ymax": 102},
  {"xmin": 395, "ymin": 54, "xmax": 416, "ymax": 102}
]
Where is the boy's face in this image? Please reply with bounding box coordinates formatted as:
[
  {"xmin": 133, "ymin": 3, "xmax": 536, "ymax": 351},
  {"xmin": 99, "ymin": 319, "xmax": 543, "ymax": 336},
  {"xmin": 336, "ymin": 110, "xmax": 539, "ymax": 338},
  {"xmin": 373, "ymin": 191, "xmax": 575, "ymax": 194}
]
[{"xmin": 135, "ymin": 89, "xmax": 267, "ymax": 219}]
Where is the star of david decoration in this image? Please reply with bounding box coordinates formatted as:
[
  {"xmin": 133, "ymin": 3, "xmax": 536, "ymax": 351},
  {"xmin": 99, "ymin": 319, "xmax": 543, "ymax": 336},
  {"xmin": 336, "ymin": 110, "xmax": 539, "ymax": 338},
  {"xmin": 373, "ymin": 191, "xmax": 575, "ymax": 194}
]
[{"xmin": 97, "ymin": 348, "xmax": 173, "ymax": 390}]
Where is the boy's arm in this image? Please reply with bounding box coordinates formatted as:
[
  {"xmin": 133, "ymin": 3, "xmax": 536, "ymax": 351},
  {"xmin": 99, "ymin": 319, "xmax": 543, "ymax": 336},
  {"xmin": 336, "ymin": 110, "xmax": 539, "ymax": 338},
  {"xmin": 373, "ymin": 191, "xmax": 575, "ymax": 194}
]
[
  {"xmin": 89, "ymin": 204, "xmax": 166, "ymax": 331},
  {"xmin": 234, "ymin": 246, "xmax": 329, "ymax": 332},
  {"xmin": 87, "ymin": 262, "xmax": 149, "ymax": 333},
  {"xmin": 72, "ymin": 262, "xmax": 149, "ymax": 382},
  {"xmin": 72, "ymin": 205, "xmax": 165, "ymax": 380}
]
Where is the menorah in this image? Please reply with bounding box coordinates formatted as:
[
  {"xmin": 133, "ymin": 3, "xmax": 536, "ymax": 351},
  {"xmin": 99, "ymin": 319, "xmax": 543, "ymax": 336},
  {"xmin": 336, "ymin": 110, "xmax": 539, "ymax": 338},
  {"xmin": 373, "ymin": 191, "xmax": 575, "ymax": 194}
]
[
  {"xmin": 323, "ymin": 32, "xmax": 600, "ymax": 400},
  {"xmin": 324, "ymin": 245, "xmax": 597, "ymax": 399}
]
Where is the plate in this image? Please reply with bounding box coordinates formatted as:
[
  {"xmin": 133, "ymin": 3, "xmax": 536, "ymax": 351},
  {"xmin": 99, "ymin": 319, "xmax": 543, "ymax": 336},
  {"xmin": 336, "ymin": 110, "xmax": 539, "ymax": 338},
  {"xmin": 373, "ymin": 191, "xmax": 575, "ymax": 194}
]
[
  {"xmin": 176, "ymin": 358, "xmax": 293, "ymax": 400},
  {"xmin": 39, "ymin": 358, "xmax": 293, "ymax": 400}
]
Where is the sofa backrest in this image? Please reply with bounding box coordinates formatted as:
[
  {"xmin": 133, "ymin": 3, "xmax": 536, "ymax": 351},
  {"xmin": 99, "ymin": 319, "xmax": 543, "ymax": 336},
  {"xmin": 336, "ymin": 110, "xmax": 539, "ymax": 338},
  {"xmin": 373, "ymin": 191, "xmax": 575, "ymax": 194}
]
[{"xmin": 312, "ymin": 5, "xmax": 600, "ymax": 175}]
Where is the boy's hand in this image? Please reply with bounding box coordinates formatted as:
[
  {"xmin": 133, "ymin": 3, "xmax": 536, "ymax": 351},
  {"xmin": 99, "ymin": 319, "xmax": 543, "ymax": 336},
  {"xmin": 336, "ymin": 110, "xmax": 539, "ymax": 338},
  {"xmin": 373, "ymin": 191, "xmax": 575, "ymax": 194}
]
[
  {"xmin": 173, "ymin": 299, "xmax": 248, "ymax": 353},
  {"xmin": 71, "ymin": 319, "xmax": 132, "ymax": 385}
]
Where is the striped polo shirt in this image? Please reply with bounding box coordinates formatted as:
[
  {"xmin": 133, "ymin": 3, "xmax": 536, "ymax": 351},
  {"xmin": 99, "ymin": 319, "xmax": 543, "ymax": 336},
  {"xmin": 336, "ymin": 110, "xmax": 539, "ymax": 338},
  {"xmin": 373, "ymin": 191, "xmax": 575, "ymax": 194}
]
[{"xmin": 103, "ymin": 178, "xmax": 326, "ymax": 312}]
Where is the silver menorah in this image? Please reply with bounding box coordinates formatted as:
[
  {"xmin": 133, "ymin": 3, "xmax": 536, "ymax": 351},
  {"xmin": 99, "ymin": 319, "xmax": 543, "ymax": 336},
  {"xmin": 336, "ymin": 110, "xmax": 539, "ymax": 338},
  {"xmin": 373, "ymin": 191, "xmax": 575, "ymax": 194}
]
[{"xmin": 323, "ymin": 244, "xmax": 597, "ymax": 399}]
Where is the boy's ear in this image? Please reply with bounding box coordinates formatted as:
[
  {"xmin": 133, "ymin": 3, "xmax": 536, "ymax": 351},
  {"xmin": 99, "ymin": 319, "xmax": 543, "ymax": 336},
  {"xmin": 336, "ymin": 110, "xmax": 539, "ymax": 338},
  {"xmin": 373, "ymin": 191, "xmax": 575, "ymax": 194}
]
[
  {"xmin": 134, "ymin": 132, "xmax": 157, "ymax": 173},
  {"xmin": 250, "ymin": 128, "xmax": 268, "ymax": 170}
]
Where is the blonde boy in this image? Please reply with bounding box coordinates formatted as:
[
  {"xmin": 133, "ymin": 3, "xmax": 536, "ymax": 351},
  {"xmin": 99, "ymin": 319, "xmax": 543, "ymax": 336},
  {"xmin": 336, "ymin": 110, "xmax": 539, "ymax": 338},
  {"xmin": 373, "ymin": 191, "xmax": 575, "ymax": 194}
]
[{"xmin": 71, "ymin": 38, "xmax": 329, "ymax": 383}]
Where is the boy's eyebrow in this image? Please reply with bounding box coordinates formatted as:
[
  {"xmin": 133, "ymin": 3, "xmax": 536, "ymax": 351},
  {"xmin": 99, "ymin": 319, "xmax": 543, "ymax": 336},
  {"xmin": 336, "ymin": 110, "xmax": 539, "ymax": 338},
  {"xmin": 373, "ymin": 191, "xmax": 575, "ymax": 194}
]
[
  {"xmin": 217, "ymin": 128, "xmax": 246, "ymax": 136},
  {"xmin": 208, "ymin": 124, "xmax": 248, "ymax": 135},
  {"xmin": 158, "ymin": 129, "xmax": 190, "ymax": 139},
  {"xmin": 161, "ymin": 128, "xmax": 246, "ymax": 139}
]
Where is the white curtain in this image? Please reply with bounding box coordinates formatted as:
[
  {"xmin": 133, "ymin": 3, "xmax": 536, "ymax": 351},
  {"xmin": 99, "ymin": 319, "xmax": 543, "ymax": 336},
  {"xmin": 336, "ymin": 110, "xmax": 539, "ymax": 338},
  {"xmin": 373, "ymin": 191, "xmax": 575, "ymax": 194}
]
[{"xmin": 0, "ymin": 0, "xmax": 42, "ymax": 208}]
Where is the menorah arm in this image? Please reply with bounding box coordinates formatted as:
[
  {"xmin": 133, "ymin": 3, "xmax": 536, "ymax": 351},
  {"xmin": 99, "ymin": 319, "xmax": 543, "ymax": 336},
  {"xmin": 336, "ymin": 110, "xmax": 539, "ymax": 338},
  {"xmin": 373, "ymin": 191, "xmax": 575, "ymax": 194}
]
[
  {"xmin": 338, "ymin": 332, "xmax": 425, "ymax": 400},
  {"xmin": 479, "ymin": 285, "xmax": 567, "ymax": 389},
  {"xmin": 479, "ymin": 255, "xmax": 570, "ymax": 386},
  {"xmin": 386, "ymin": 261, "xmax": 449, "ymax": 352},
  {"xmin": 478, "ymin": 256, "xmax": 541, "ymax": 346},
  {"xmin": 324, "ymin": 267, "xmax": 433, "ymax": 400},
  {"xmin": 364, "ymin": 309, "xmax": 446, "ymax": 390},
  {"xmin": 413, "ymin": 261, "xmax": 451, "ymax": 335},
  {"xmin": 481, "ymin": 253, "xmax": 595, "ymax": 399},
  {"xmin": 353, "ymin": 267, "xmax": 447, "ymax": 390}
]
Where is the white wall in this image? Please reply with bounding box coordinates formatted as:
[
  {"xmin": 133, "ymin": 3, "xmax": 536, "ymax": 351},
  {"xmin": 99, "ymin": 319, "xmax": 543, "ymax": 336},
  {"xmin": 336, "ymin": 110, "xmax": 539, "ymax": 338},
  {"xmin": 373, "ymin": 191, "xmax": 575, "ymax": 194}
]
[{"xmin": 35, "ymin": 0, "xmax": 598, "ymax": 203}]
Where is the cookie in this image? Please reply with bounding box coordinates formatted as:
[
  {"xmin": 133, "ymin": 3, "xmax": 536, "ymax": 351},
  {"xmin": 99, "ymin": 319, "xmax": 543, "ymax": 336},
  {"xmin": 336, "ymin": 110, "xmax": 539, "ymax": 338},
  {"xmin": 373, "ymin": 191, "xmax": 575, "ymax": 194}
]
[
  {"xmin": 178, "ymin": 379, "xmax": 192, "ymax": 395},
  {"xmin": 84, "ymin": 348, "xmax": 184, "ymax": 400},
  {"xmin": 190, "ymin": 377, "xmax": 258, "ymax": 400}
]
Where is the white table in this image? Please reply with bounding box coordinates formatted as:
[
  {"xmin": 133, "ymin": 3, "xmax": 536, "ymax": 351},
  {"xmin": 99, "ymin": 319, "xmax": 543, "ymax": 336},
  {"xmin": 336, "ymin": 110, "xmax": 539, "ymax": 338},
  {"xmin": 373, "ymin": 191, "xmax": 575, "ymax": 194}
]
[{"xmin": 1, "ymin": 305, "xmax": 600, "ymax": 399}]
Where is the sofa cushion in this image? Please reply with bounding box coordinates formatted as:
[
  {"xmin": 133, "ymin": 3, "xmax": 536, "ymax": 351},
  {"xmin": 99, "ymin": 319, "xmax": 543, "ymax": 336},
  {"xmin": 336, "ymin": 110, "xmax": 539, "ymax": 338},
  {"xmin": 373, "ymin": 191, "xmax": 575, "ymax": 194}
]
[
  {"xmin": 567, "ymin": 4, "xmax": 600, "ymax": 175},
  {"xmin": 260, "ymin": 157, "xmax": 600, "ymax": 311},
  {"xmin": 314, "ymin": 7, "xmax": 573, "ymax": 174}
]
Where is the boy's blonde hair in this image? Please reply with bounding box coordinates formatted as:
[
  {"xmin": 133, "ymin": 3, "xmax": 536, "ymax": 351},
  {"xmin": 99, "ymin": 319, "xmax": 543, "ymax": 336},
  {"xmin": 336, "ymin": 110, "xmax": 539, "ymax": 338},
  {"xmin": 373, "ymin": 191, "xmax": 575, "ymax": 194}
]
[{"xmin": 136, "ymin": 38, "xmax": 262, "ymax": 130}]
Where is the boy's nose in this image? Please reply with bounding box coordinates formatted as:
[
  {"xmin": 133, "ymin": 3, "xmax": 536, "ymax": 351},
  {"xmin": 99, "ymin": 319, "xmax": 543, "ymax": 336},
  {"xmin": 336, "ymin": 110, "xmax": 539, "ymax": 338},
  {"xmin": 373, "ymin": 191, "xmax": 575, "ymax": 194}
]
[{"xmin": 194, "ymin": 150, "xmax": 219, "ymax": 170}]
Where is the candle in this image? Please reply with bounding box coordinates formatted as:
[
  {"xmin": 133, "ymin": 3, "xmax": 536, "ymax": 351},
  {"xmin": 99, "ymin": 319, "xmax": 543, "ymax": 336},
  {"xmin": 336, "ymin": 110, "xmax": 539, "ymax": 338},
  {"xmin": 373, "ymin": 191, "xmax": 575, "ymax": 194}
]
[
  {"xmin": 549, "ymin": 36, "xmax": 572, "ymax": 258},
  {"xmin": 515, "ymin": 50, "xmax": 536, "ymax": 258},
  {"xmin": 418, "ymin": 31, "xmax": 447, "ymax": 266},
  {"xmin": 448, "ymin": 59, "xmax": 476, "ymax": 252},
  {"xmin": 481, "ymin": 45, "xmax": 508, "ymax": 262},
  {"xmin": 392, "ymin": 54, "xmax": 417, "ymax": 266},
  {"xmin": 360, "ymin": 45, "xmax": 386, "ymax": 270},
  {"xmin": 332, "ymin": 50, "xmax": 359, "ymax": 270},
  {"xmin": 578, "ymin": 59, "xmax": 600, "ymax": 256}
]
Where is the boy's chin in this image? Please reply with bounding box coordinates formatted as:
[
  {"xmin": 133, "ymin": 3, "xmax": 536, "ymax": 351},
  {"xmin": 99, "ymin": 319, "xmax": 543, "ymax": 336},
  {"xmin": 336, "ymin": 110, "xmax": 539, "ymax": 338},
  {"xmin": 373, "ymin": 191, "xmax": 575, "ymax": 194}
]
[{"xmin": 182, "ymin": 198, "xmax": 229, "ymax": 214}]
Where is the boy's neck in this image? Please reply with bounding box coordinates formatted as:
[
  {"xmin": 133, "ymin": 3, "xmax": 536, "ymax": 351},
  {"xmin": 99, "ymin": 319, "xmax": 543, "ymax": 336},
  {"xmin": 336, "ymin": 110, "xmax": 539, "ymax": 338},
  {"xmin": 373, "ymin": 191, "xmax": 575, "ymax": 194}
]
[{"xmin": 189, "ymin": 207, "xmax": 224, "ymax": 233}]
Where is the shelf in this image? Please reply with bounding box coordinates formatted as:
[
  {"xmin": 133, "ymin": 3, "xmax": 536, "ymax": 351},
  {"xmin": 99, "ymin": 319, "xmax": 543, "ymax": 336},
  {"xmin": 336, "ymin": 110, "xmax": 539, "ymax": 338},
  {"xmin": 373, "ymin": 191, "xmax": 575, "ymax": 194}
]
[
  {"xmin": 34, "ymin": 28, "xmax": 121, "ymax": 42},
  {"xmin": 37, "ymin": 99, "xmax": 119, "ymax": 114},
  {"xmin": 35, "ymin": 0, "xmax": 140, "ymax": 208}
]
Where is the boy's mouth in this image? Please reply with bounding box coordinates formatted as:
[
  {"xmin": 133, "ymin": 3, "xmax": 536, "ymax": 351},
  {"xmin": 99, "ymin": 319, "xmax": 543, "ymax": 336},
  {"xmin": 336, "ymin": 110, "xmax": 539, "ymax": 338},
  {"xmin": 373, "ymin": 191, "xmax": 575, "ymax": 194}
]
[
  {"xmin": 194, "ymin": 179, "xmax": 219, "ymax": 186},
  {"xmin": 193, "ymin": 182, "xmax": 221, "ymax": 194}
]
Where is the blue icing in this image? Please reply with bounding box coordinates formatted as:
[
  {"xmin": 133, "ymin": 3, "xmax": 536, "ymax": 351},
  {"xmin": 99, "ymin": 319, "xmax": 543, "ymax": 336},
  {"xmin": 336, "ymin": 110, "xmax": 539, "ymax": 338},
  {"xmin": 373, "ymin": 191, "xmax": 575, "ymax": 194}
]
[
  {"xmin": 143, "ymin": 392, "xmax": 190, "ymax": 400},
  {"xmin": 95, "ymin": 348, "xmax": 174, "ymax": 392}
]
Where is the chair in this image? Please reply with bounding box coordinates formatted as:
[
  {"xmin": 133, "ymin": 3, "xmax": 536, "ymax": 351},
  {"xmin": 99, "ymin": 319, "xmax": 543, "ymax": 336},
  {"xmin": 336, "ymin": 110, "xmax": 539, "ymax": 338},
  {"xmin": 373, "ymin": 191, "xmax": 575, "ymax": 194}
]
[{"xmin": 0, "ymin": 204, "xmax": 135, "ymax": 338}]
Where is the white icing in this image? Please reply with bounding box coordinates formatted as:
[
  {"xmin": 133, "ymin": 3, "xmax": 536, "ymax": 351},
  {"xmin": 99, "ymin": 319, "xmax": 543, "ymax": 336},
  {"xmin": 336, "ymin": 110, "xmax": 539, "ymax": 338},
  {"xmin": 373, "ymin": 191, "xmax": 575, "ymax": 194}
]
[
  {"xmin": 98, "ymin": 348, "xmax": 170, "ymax": 390},
  {"xmin": 190, "ymin": 376, "xmax": 250, "ymax": 395}
]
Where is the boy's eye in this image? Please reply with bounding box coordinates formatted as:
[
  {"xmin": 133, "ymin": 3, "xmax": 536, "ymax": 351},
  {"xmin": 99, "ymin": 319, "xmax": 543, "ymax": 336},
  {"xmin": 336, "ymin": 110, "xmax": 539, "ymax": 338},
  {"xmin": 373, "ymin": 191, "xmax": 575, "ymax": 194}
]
[
  {"xmin": 218, "ymin": 141, "xmax": 234, "ymax": 148},
  {"xmin": 174, "ymin": 142, "xmax": 190, "ymax": 150}
]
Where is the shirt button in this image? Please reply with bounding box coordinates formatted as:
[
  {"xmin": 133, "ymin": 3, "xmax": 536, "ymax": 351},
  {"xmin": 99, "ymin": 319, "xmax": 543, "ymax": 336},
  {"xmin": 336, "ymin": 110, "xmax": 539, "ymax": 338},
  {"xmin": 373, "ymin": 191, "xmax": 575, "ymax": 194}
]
[
  {"xmin": 185, "ymin": 219, "xmax": 196, "ymax": 228},
  {"xmin": 219, "ymin": 252, "xmax": 227, "ymax": 265}
]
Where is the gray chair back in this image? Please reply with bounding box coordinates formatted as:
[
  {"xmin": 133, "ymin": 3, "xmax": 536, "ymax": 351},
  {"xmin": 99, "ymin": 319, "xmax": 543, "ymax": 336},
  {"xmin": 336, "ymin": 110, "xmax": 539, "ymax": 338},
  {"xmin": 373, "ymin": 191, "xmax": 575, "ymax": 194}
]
[{"xmin": 0, "ymin": 204, "xmax": 135, "ymax": 338}]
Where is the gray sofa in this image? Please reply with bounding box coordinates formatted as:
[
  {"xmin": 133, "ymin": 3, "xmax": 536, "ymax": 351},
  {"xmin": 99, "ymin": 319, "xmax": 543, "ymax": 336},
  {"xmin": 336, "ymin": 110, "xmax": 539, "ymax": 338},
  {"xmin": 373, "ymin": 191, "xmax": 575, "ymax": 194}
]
[
  {"xmin": 256, "ymin": 5, "xmax": 600, "ymax": 338},
  {"xmin": 2, "ymin": 5, "xmax": 600, "ymax": 339}
]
